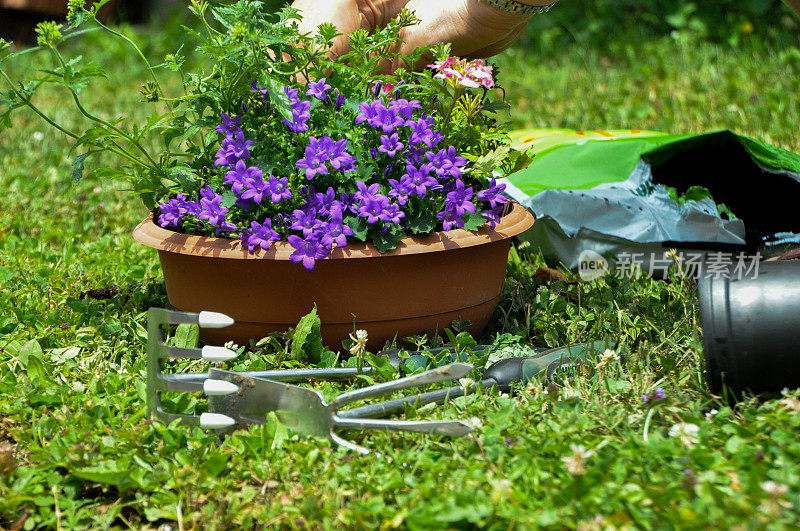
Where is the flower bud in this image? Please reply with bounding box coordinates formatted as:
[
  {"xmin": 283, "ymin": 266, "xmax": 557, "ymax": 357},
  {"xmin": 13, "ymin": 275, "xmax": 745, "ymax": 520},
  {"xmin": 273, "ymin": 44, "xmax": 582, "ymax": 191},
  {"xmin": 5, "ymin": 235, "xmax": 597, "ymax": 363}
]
[{"xmin": 35, "ymin": 21, "xmax": 63, "ymax": 47}]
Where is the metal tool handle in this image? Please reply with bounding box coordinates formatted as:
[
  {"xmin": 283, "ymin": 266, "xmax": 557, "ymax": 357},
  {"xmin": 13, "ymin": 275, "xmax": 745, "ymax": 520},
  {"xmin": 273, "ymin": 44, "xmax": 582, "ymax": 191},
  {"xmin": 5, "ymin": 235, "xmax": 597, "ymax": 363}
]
[
  {"xmin": 338, "ymin": 382, "xmax": 483, "ymax": 419},
  {"xmin": 327, "ymin": 363, "xmax": 474, "ymax": 410},
  {"xmin": 332, "ymin": 416, "xmax": 474, "ymax": 437}
]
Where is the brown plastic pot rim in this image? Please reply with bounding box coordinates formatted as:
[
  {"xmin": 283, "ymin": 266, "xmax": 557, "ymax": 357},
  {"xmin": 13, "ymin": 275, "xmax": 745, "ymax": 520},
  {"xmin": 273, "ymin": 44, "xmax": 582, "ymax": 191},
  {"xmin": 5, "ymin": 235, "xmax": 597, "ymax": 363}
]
[{"xmin": 132, "ymin": 200, "xmax": 534, "ymax": 260}]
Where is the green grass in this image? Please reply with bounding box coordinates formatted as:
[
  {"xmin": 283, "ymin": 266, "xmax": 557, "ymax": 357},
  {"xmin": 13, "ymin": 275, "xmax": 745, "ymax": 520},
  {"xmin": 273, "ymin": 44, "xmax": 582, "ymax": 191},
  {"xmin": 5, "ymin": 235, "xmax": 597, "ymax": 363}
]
[{"xmin": 2, "ymin": 21, "xmax": 800, "ymax": 529}]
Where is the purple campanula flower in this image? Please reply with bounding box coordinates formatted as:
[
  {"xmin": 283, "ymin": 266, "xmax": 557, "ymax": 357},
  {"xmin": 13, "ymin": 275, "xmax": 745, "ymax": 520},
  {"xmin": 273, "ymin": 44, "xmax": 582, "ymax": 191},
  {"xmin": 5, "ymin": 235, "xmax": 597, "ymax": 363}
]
[
  {"xmin": 240, "ymin": 173, "xmax": 269, "ymax": 204},
  {"xmin": 214, "ymin": 131, "xmax": 254, "ymax": 167},
  {"xmin": 282, "ymin": 97, "xmax": 312, "ymax": 133},
  {"xmin": 427, "ymin": 145, "xmax": 467, "ymax": 179},
  {"xmin": 291, "ymin": 207, "xmax": 323, "ymax": 236},
  {"xmin": 306, "ymin": 77, "xmax": 331, "ymax": 100},
  {"xmin": 408, "ymin": 117, "xmax": 436, "ymax": 148},
  {"xmin": 335, "ymin": 90, "xmax": 345, "ymax": 112},
  {"xmin": 389, "ymin": 98, "xmax": 422, "ymax": 121},
  {"xmin": 288, "ymin": 233, "xmax": 329, "ymax": 271},
  {"xmin": 284, "ymin": 86, "xmax": 299, "ymax": 101},
  {"xmin": 372, "ymin": 80, "xmax": 383, "ymax": 98},
  {"xmin": 312, "ymin": 187, "xmax": 338, "ymax": 217},
  {"xmin": 215, "ymin": 113, "xmax": 242, "ymax": 135},
  {"xmin": 357, "ymin": 193, "xmax": 390, "ymax": 225},
  {"xmin": 477, "ymin": 178, "xmax": 509, "ymax": 209},
  {"xmin": 216, "ymin": 220, "xmax": 237, "ymax": 236},
  {"xmin": 403, "ymin": 164, "xmax": 438, "ymax": 198},
  {"xmin": 406, "ymin": 146, "xmax": 426, "ymax": 166},
  {"xmin": 299, "ymin": 184, "xmax": 313, "ymax": 198},
  {"xmin": 642, "ymin": 387, "xmax": 667, "ymax": 403},
  {"xmin": 325, "ymin": 138, "xmax": 355, "ymax": 171},
  {"xmin": 251, "ymin": 80, "xmax": 269, "ymax": 101},
  {"xmin": 339, "ymin": 192, "xmax": 359, "ymax": 215},
  {"xmin": 320, "ymin": 206, "xmax": 353, "ymax": 248},
  {"xmin": 198, "ymin": 194, "xmax": 229, "ymax": 227},
  {"xmin": 157, "ymin": 196, "xmax": 186, "ymax": 227},
  {"xmin": 482, "ymin": 204, "xmax": 505, "ymax": 229},
  {"xmin": 379, "ymin": 203, "xmax": 405, "ymax": 225},
  {"xmin": 378, "ymin": 133, "xmax": 404, "ymax": 158},
  {"xmin": 242, "ymin": 219, "xmax": 279, "ymax": 252},
  {"xmin": 266, "ymin": 175, "xmax": 292, "ymax": 204},
  {"xmin": 355, "ymin": 101, "xmax": 380, "ymax": 126},
  {"xmin": 354, "ymin": 181, "xmax": 381, "ymax": 203},
  {"xmin": 445, "ymin": 179, "xmax": 476, "ymax": 217},
  {"xmin": 224, "ymin": 160, "xmax": 262, "ymax": 195},
  {"xmin": 200, "ymin": 185, "xmax": 217, "ymax": 200},
  {"xmin": 428, "ymin": 130, "xmax": 443, "ymax": 149},
  {"xmin": 388, "ymin": 175, "xmax": 415, "ymax": 206},
  {"xmin": 437, "ymin": 208, "xmax": 464, "ymax": 232},
  {"xmin": 296, "ymin": 139, "xmax": 329, "ymax": 180},
  {"xmin": 374, "ymin": 103, "xmax": 404, "ymax": 134}
]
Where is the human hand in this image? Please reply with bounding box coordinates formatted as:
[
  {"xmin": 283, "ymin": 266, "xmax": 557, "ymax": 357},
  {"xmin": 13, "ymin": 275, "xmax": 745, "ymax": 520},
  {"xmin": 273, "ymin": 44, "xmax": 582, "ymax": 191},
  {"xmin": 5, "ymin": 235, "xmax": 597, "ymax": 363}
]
[{"xmin": 290, "ymin": 0, "xmax": 555, "ymax": 69}]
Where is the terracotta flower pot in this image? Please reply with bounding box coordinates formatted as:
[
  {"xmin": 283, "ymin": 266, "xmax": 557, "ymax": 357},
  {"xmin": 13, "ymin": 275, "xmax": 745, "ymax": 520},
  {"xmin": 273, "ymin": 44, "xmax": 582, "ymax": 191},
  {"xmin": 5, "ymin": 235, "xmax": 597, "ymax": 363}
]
[{"xmin": 132, "ymin": 201, "xmax": 534, "ymax": 348}]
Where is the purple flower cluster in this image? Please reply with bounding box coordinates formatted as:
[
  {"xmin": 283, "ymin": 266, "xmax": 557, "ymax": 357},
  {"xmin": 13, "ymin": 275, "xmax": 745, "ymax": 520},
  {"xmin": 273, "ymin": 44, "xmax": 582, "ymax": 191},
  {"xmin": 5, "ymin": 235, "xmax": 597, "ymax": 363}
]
[
  {"xmin": 641, "ymin": 387, "xmax": 666, "ymax": 403},
  {"xmin": 158, "ymin": 75, "xmax": 511, "ymax": 272},
  {"xmin": 282, "ymin": 187, "xmax": 355, "ymax": 271},
  {"xmin": 296, "ymin": 136, "xmax": 356, "ymax": 180},
  {"xmin": 282, "ymin": 87, "xmax": 312, "ymax": 133},
  {"xmin": 349, "ymin": 95, "xmax": 507, "ymax": 231}
]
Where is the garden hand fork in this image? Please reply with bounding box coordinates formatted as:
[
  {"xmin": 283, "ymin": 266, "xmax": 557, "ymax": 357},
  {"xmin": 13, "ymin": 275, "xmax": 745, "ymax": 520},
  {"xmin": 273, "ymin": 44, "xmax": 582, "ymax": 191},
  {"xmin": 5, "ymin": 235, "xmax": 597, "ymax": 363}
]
[{"xmin": 146, "ymin": 307, "xmax": 475, "ymax": 453}]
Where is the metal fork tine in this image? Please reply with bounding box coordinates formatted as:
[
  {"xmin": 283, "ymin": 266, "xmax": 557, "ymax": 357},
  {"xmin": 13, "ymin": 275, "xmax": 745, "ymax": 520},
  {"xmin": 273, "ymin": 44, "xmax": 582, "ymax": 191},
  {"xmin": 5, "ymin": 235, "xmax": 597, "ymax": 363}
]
[
  {"xmin": 328, "ymin": 363, "xmax": 474, "ymax": 410},
  {"xmin": 332, "ymin": 416, "xmax": 474, "ymax": 438}
]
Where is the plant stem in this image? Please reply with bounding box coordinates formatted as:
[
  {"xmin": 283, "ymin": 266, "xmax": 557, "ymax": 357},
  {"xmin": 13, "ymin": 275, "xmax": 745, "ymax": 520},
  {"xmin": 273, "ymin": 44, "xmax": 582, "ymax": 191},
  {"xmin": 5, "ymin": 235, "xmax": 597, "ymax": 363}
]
[
  {"xmin": 90, "ymin": 17, "xmax": 172, "ymax": 111},
  {"xmin": 49, "ymin": 47, "xmax": 161, "ymax": 172},
  {"xmin": 0, "ymin": 69, "xmax": 79, "ymax": 140}
]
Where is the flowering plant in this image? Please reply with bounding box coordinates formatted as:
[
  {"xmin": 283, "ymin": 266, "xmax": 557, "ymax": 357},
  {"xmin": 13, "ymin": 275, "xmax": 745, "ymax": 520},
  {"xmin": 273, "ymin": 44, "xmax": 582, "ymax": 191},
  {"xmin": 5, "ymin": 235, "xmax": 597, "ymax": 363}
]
[{"xmin": 0, "ymin": 1, "xmax": 531, "ymax": 270}]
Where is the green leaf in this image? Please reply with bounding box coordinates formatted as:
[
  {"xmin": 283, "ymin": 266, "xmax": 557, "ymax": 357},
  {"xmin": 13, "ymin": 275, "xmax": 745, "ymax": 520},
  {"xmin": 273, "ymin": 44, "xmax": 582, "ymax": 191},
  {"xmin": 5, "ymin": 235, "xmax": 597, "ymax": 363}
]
[
  {"xmin": 203, "ymin": 454, "xmax": 229, "ymax": 477},
  {"xmin": 291, "ymin": 306, "xmax": 323, "ymax": 363},
  {"xmin": 20, "ymin": 339, "xmax": 47, "ymax": 379},
  {"xmin": 71, "ymin": 153, "xmax": 87, "ymax": 184},
  {"xmin": 265, "ymin": 411, "xmax": 288, "ymax": 450},
  {"xmin": 261, "ymin": 75, "xmax": 293, "ymax": 122},
  {"xmin": 364, "ymin": 352, "xmax": 397, "ymax": 380},
  {"xmin": 372, "ymin": 225, "xmax": 404, "ymax": 253},
  {"xmin": 405, "ymin": 209, "xmax": 437, "ymax": 235},
  {"xmin": 173, "ymin": 323, "xmax": 199, "ymax": 349},
  {"xmin": 220, "ymin": 190, "xmax": 237, "ymax": 209},
  {"xmin": 347, "ymin": 216, "xmax": 369, "ymax": 241},
  {"xmin": 72, "ymin": 461, "xmax": 129, "ymax": 486},
  {"xmin": 462, "ymin": 211, "xmax": 487, "ymax": 232}
]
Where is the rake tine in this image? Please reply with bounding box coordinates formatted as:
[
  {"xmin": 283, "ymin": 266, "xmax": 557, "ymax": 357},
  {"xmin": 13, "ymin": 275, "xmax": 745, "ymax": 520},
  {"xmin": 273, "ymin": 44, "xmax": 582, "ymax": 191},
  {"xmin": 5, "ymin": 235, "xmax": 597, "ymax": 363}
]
[
  {"xmin": 158, "ymin": 345, "xmax": 239, "ymax": 361},
  {"xmin": 332, "ymin": 416, "xmax": 474, "ymax": 437},
  {"xmin": 329, "ymin": 431, "xmax": 370, "ymax": 455}
]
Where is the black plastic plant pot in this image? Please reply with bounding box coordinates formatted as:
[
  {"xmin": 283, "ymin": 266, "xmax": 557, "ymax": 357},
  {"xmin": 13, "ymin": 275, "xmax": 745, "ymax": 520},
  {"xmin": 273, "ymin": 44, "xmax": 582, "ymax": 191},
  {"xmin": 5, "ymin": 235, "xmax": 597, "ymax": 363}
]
[{"xmin": 699, "ymin": 260, "xmax": 800, "ymax": 398}]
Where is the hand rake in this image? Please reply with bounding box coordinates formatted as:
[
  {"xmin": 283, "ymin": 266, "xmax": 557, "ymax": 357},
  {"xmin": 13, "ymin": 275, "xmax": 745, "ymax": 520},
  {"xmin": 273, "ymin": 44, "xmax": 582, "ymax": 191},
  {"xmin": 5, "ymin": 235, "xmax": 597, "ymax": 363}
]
[{"xmin": 146, "ymin": 308, "xmax": 475, "ymax": 453}]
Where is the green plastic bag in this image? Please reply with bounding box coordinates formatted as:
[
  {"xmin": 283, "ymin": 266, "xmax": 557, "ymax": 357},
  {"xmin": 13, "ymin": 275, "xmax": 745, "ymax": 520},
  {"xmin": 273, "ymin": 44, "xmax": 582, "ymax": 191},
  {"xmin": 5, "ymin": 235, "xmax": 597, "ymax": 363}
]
[{"xmin": 501, "ymin": 129, "xmax": 800, "ymax": 269}]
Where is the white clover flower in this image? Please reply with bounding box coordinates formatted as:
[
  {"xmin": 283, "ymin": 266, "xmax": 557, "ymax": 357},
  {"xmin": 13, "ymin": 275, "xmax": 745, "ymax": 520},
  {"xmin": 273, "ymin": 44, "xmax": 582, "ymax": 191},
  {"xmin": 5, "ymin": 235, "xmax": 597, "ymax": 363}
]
[
  {"xmin": 562, "ymin": 443, "xmax": 594, "ymax": 476},
  {"xmin": 595, "ymin": 349, "xmax": 619, "ymax": 370},
  {"xmin": 458, "ymin": 377, "xmax": 475, "ymax": 389},
  {"xmin": 465, "ymin": 416, "xmax": 483, "ymax": 429},
  {"xmin": 669, "ymin": 422, "xmax": 700, "ymax": 447},
  {"xmin": 349, "ymin": 330, "xmax": 368, "ymax": 358},
  {"xmin": 761, "ymin": 481, "xmax": 789, "ymax": 496},
  {"xmin": 32, "ymin": 131, "xmax": 44, "ymax": 141},
  {"xmin": 72, "ymin": 381, "xmax": 85, "ymax": 392},
  {"xmin": 759, "ymin": 481, "xmax": 793, "ymax": 513},
  {"xmin": 705, "ymin": 409, "xmax": 719, "ymax": 421},
  {"xmin": 778, "ymin": 389, "xmax": 800, "ymax": 412}
]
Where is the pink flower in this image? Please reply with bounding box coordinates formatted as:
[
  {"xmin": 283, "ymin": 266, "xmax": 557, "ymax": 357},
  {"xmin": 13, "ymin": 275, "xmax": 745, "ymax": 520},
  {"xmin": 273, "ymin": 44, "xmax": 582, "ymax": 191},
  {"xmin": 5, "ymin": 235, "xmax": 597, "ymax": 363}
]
[{"xmin": 428, "ymin": 57, "xmax": 494, "ymax": 89}]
